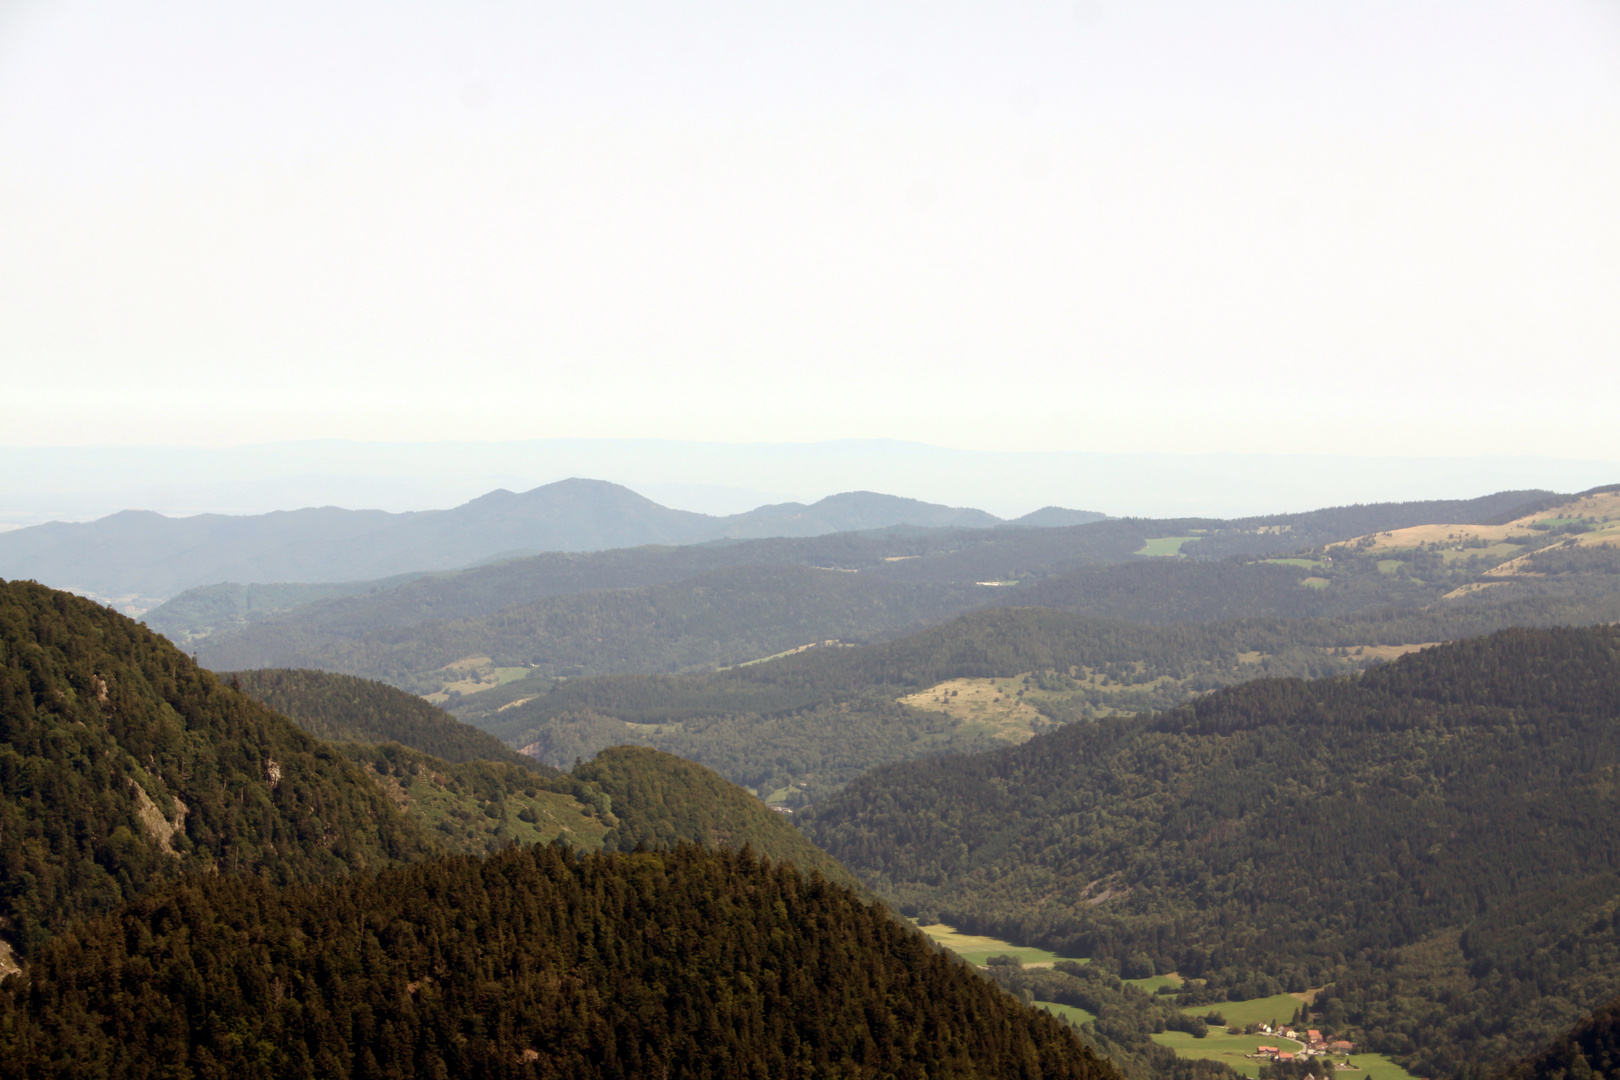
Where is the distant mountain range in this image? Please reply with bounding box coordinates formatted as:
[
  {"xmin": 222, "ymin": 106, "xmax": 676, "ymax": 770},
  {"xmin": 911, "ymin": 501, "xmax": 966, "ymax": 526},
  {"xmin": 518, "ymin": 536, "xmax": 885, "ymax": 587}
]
[{"xmin": 0, "ymin": 478, "xmax": 1103, "ymax": 607}]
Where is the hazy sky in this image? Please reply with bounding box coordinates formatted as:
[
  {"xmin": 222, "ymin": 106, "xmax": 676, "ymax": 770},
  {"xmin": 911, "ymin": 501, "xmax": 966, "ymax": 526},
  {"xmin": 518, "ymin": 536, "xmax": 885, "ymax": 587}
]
[{"xmin": 4, "ymin": 1, "xmax": 1618, "ymax": 457}]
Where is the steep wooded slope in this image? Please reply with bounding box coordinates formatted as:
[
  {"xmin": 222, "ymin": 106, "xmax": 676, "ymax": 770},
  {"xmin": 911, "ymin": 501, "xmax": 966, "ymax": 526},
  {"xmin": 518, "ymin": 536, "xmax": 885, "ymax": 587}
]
[
  {"xmin": 0, "ymin": 583, "xmax": 869, "ymax": 968},
  {"xmin": 578, "ymin": 746, "xmax": 862, "ymax": 892},
  {"xmin": 0, "ymin": 844, "xmax": 1118, "ymax": 1080},
  {"xmin": 0, "ymin": 579, "xmax": 436, "ymax": 958},
  {"xmin": 800, "ymin": 626, "xmax": 1620, "ymax": 1077}
]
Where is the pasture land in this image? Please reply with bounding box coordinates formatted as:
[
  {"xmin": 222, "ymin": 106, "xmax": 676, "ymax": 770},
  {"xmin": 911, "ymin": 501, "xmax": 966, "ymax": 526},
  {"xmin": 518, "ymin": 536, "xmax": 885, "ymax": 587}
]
[
  {"xmin": 1135, "ymin": 536, "xmax": 1200, "ymax": 557},
  {"xmin": 898, "ymin": 677, "xmax": 1051, "ymax": 742},
  {"xmin": 914, "ymin": 923, "xmax": 1087, "ymax": 967},
  {"xmin": 1344, "ymin": 1053, "xmax": 1423, "ymax": 1080},
  {"xmin": 1196, "ymin": 992, "xmax": 1304, "ymax": 1028},
  {"xmin": 1151, "ymin": 1029, "xmax": 1282, "ymax": 1077},
  {"xmin": 424, "ymin": 656, "xmax": 533, "ymax": 703},
  {"xmin": 1038, "ymin": 1001, "xmax": 1098, "ymax": 1027}
]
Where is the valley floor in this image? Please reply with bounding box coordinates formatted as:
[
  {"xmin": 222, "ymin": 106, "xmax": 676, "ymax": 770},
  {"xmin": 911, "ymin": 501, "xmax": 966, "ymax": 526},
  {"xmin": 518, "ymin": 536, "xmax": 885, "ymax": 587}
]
[{"xmin": 916, "ymin": 923, "xmax": 1420, "ymax": 1080}]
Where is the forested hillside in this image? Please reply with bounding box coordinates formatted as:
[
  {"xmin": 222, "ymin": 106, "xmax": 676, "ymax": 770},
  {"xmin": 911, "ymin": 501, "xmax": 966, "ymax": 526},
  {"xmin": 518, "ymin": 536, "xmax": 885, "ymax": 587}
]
[
  {"xmin": 800, "ymin": 626, "xmax": 1620, "ymax": 1077},
  {"xmin": 0, "ymin": 843, "xmax": 1116, "ymax": 1080},
  {"xmin": 1497, "ymin": 993, "xmax": 1620, "ymax": 1080},
  {"xmin": 0, "ymin": 583, "xmax": 874, "ymax": 970},
  {"xmin": 456, "ymin": 582, "xmax": 1620, "ymax": 803},
  {"xmin": 198, "ymin": 564, "xmax": 995, "ymax": 689},
  {"xmin": 0, "ymin": 579, "xmax": 437, "ymax": 960},
  {"xmin": 173, "ymin": 487, "xmax": 1606, "ymax": 712},
  {"xmin": 577, "ymin": 746, "xmax": 862, "ymax": 891}
]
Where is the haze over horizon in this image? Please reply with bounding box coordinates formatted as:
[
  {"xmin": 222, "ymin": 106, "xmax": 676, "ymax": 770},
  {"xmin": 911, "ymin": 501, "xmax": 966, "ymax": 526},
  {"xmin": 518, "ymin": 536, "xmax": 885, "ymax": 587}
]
[
  {"xmin": 2, "ymin": 438, "xmax": 1616, "ymax": 531},
  {"xmin": 4, "ymin": 1, "xmax": 1618, "ymax": 463}
]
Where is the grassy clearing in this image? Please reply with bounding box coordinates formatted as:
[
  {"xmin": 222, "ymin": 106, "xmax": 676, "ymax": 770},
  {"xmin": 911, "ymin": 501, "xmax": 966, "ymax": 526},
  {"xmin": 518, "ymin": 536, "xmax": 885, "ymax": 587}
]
[
  {"xmin": 1038, "ymin": 1001, "xmax": 1097, "ymax": 1027},
  {"xmin": 1197, "ymin": 992, "xmax": 1304, "ymax": 1028},
  {"xmin": 1342, "ymin": 1053, "xmax": 1422, "ymax": 1080},
  {"xmin": 1136, "ymin": 536, "xmax": 1200, "ymax": 557},
  {"xmin": 898, "ymin": 677, "xmax": 1050, "ymax": 742},
  {"xmin": 1151, "ymin": 1029, "xmax": 1281, "ymax": 1077},
  {"xmin": 1301, "ymin": 577, "xmax": 1330, "ymax": 589},
  {"xmin": 1124, "ymin": 974, "xmax": 1185, "ymax": 993},
  {"xmin": 370, "ymin": 769, "xmax": 609, "ymax": 853},
  {"xmin": 914, "ymin": 923, "xmax": 1088, "ymax": 967},
  {"xmin": 1322, "ymin": 643, "xmax": 1443, "ymax": 664},
  {"xmin": 424, "ymin": 658, "xmax": 534, "ymax": 703},
  {"xmin": 1437, "ymin": 542, "xmax": 1524, "ymax": 564}
]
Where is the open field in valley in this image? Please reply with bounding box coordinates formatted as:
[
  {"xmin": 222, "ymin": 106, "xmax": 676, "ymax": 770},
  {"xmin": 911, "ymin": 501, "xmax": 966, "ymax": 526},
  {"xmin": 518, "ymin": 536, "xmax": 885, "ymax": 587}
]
[{"xmin": 913, "ymin": 922, "xmax": 1087, "ymax": 967}]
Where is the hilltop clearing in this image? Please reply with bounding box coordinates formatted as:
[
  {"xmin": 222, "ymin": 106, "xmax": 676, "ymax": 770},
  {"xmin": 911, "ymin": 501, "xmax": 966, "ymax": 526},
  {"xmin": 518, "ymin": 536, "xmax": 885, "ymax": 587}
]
[{"xmin": 800, "ymin": 625, "xmax": 1620, "ymax": 1079}]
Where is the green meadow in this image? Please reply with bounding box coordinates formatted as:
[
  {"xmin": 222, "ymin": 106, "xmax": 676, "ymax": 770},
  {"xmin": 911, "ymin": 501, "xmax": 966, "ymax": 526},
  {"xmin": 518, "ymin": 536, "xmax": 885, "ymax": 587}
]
[
  {"xmin": 1342, "ymin": 1053, "xmax": 1423, "ymax": 1080},
  {"xmin": 1199, "ymin": 992, "xmax": 1306, "ymax": 1028},
  {"xmin": 913, "ymin": 923, "xmax": 1087, "ymax": 966},
  {"xmin": 1038, "ymin": 1001, "xmax": 1098, "ymax": 1027},
  {"xmin": 1151, "ymin": 1029, "xmax": 1278, "ymax": 1078},
  {"xmin": 1135, "ymin": 536, "xmax": 1200, "ymax": 557}
]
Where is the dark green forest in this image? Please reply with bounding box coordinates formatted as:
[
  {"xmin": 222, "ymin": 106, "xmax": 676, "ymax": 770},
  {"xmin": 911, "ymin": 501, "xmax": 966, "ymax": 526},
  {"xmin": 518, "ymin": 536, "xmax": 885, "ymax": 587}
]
[
  {"xmin": 0, "ymin": 580, "xmax": 436, "ymax": 957},
  {"xmin": 1497, "ymin": 991, "xmax": 1620, "ymax": 1080},
  {"xmin": 799, "ymin": 625, "xmax": 1620, "ymax": 1077},
  {"xmin": 453, "ymin": 581, "xmax": 1620, "ymax": 801},
  {"xmin": 0, "ymin": 843, "xmax": 1115, "ymax": 1080}
]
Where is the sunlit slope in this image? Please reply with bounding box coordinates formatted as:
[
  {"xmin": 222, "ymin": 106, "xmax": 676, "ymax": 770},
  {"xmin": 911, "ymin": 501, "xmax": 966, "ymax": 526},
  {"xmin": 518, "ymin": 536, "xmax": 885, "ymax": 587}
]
[{"xmin": 1330, "ymin": 484, "xmax": 1620, "ymax": 563}]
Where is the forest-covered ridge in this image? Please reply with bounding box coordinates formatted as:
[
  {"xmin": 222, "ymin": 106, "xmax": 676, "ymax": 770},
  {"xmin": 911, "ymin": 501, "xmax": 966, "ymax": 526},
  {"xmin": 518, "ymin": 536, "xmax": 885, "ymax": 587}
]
[
  {"xmin": 798, "ymin": 624, "xmax": 1620, "ymax": 1079},
  {"xmin": 0, "ymin": 578, "xmax": 438, "ymax": 960},
  {"xmin": 196, "ymin": 563, "xmax": 998, "ymax": 693},
  {"xmin": 451, "ymin": 577, "xmax": 1620, "ymax": 804},
  {"xmin": 175, "ymin": 487, "xmax": 1614, "ymax": 702},
  {"xmin": 0, "ymin": 843, "xmax": 1117, "ymax": 1080},
  {"xmin": 0, "ymin": 581, "xmax": 867, "ymax": 963}
]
